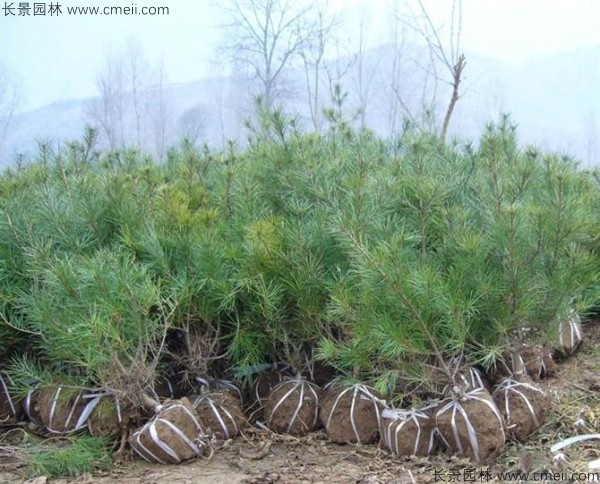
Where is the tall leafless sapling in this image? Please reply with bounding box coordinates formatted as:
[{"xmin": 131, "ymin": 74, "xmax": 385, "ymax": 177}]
[
  {"xmin": 148, "ymin": 60, "xmax": 173, "ymax": 160},
  {"xmin": 398, "ymin": 0, "xmax": 466, "ymax": 142},
  {"xmin": 222, "ymin": 0, "xmax": 315, "ymax": 111},
  {"xmin": 88, "ymin": 54, "xmax": 127, "ymax": 150},
  {"xmin": 299, "ymin": 4, "xmax": 338, "ymax": 132}
]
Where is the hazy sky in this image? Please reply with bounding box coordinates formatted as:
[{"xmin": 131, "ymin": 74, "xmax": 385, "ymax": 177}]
[{"xmin": 1, "ymin": 0, "xmax": 599, "ymax": 112}]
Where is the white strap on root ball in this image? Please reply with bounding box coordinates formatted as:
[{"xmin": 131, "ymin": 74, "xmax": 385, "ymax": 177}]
[
  {"xmin": 435, "ymin": 388, "xmax": 505, "ymax": 463},
  {"xmin": 380, "ymin": 408, "xmax": 436, "ymax": 457},
  {"xmin": 459, "ymin": 368, "xmax": 488, "ymax": 392},
  {"xmin": 148, "ymin": 374, "xmax": 180, "ymax": 401},
  {"xmin": 496, "ymin": 345, "xmax": 555, "ymax": 381},
  {"xmin": 249, "ymin": 368, "xmax": 288, "ymax": 419},
  {"xmin": 87, "ymin": 393, "xmax": 135, "ymax": 438},
  {"xmin": 444, "ymin": 367, "xmax": 490, "ymax": 395},
  {"xmin": 0, "ymin": 372, "xmax": 21, "ymax": 423},
  {"xmin": 320, "ymin": 383, "xmax": 384, "ymax": 444},
  {"xmin": 558, "ymin": 311, "xmax": 583, "ymax": 356},
  {"xmin": 129, "ymin": 398, "xmax": 210, "ymax": 465},
  {"xmin": 192, "ymin": 392, "xmax": 245, "ymax": 440},
  {"xmin": 194, "ymin": 376, "xmax": 244, "ymax": 405},
  {"xmin": 264, "ymin": 377, "xmax": 320, "ymax": 436},
  {"xmin": 492, "ymin": 378, "xmax": 549, "ymax": 441},
  {"xmin": 518, "ymin": 345, "xmax": 556, "ymax": 381},
  {"xmin": 24, "ymin": 386, "xmax": 101, "ymax": 435}
]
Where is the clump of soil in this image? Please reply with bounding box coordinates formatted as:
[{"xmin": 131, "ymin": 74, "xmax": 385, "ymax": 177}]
[
  {"xmin": 264, "ymin": 377, "xmax": 320, "ymax": 436},
  {"xmin": 435, "ymin": 387, "xmax": 505, "ymax": 463},
  {"xmin": 380, "ymin": 408, "xmax": 435, "ymax": 456},
  {"xmin": 492, "ymin": 377, "xmax": 549, "ymax": 441},
  {"xmin": 129, "ymin": 397, "xmax": 210, "ymax": 464},
  {"xmin": 0, "ymin": 371, "xmax": 22, "ymax": 424},
  {"xmin": 320, "ymin": 383, "xmax": 384, "ymax": 444},
  {"xmin": 87, "ymin": 394, "xmax": 138, "ymax": 438},
  {"xmin": 24, "ymin": 386, "xmax": 101, "ymax": 434},
  {"xmin": 192, "ymin": 391, "xmax": 246, "ymax": 440}
]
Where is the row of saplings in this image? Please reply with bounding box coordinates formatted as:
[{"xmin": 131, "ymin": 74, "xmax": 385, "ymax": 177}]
[{"xmin": 0, "ymin": 313, "xmax": 584, "ymax": 465}]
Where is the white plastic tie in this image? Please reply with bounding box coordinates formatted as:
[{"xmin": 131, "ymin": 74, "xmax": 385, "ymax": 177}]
[{"xmin": 0, "ymin": 374, "xmax": 16, "ymax": 416}]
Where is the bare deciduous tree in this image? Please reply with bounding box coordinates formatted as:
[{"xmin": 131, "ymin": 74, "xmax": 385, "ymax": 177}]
[
  {"xmin": 351, "ymin": 11, "xmax": 380, "ymax": 128},
  {"xmin": 222, "ymin": 0, "xmax": 314, "ymax": 111},
  {"xmin": 125, "ymin": 41, "xmax": 150, "ymax": 149},
  {"xmin": 89, "ymin": 43, "xmax": 173, "ymax": 156},
  {"xmin": 299, "ymin": 5, "xmax": 338, "ymax": 132},
  {"xmin": 149, "ymin": 60, "xmax": 173, "ymax": 160},
  {"xmin": 397, "ymin": 0, "xmax": 466, "ymax": 142},
  {"xmin": 89, "ymin": 54, "xmax": 126, "ymax": 150}
]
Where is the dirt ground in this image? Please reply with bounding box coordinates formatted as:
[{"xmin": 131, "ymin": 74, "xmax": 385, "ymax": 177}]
[{"xmin": 2, "ymin": 320, "xmax": 599, "ymax": 484}]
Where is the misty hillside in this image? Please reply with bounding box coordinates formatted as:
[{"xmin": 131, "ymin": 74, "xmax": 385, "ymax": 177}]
[{"xmin": 2, "ymin": 45, "xmax": 599, "ymax": 168}]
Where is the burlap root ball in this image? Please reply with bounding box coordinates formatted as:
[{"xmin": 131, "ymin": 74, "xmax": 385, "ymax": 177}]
[
  {"xmin": 435, "ymin": 388, "xmax": 505, "ymax": 463},
  {"xmin": 192, "ymin": 391, "xmax": 246, "ymax": 440},
  {"xmin": 129, "ymin": 397, "xmax": 210, "ymax": 464},
  {"xmin": 380, "ymin": 408, "xmax": 436, "ymax": 457},
  {"xmin": 320, "ymin": 383, "xmax": 384, "ymax": 444},
  {"xmin": 0, "ymin": 371, "xmax": 22, "ymax": 424},
  {"xmin": 24, "ymin": 386, "xmax": 101, "ymax": 434},
  {"xmin": 492, "ymin": 377, "xmax": 549, "ymax": 441},
  {"xmin": 264, "ymin": 377, "xmax": 321, "ymax": 436}
]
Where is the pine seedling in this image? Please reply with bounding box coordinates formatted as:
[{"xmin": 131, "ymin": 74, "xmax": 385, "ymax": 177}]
[{"xmin": 17, "ymin": 248, "xmax": 167, "ymax": 408}]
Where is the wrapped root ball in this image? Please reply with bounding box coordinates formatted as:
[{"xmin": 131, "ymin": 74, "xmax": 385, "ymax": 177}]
[
  {"xmin": 249, "ymin": 366, "xmax": 290, "ymax": 419},
  {"xmin": 264, "ymin": 377, "xmax": 320, "ymax": 436},
  {"xmin": 194, "ymin": 376, "xmax": 244, "ymax": 405},
  {"xmin": 435, "ymin": 388, "xmax": 505, "ymax": 463},
  {"xmin": 380, "ymin": 408, "xmax": 435, "ymax": 456},
  {"xmin": 519, "ymin": 345, "xmax": 556, "ymax": 380},
  {"xmin": 192, "ymin": 391, "xmax": 246, "ymax": 440},
  {"xmin": 129, "ymin": 398, "xmax": 209, "ymax": 464},
  {"xmin": 320, "ymin": 383, "xmax": 384, "ymax": 444},
  {"xmin": 88, "ymin": 394, "xmax": 137, "ymax": 438},
  {"xmin": 493, "ymin": 378, "xmax": 549, "ymax": 441},
  {"xmin": 24, "ymin": 386, "xmax": 101, "ymax": 434},
  {"xmin": 557, "ymin": 311, "xmax": 583, "ymax": 356}
]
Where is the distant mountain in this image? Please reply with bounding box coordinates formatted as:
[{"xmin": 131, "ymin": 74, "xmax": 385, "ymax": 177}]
[{"xmin": 2, "ymin": 45, "xmax": 598, "ymax": 168}]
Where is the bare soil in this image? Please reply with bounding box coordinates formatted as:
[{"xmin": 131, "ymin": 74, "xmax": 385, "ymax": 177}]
[{"xmin": 2, "ymin": 320, "xmax": 599, "ymax": 484}]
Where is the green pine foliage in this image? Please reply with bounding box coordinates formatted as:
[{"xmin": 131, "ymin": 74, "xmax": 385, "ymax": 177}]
[
  {"xmin": 1, "ymin": 113, "xmax": 598, "ymax": 401},
  {"xmin": 23, "ymin": 435, "xmax": 113, "ymax": 478}
]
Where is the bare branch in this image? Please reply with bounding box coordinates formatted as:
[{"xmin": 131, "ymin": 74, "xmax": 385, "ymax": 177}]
[{"xmin": 220, "ymin": 0, "xmax": 316, "ymax": 110}]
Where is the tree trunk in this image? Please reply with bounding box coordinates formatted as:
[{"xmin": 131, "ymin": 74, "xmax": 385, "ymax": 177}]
[{"xmin": 440, "ymin": 54, "xmax": 466, "ymax": 143}]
